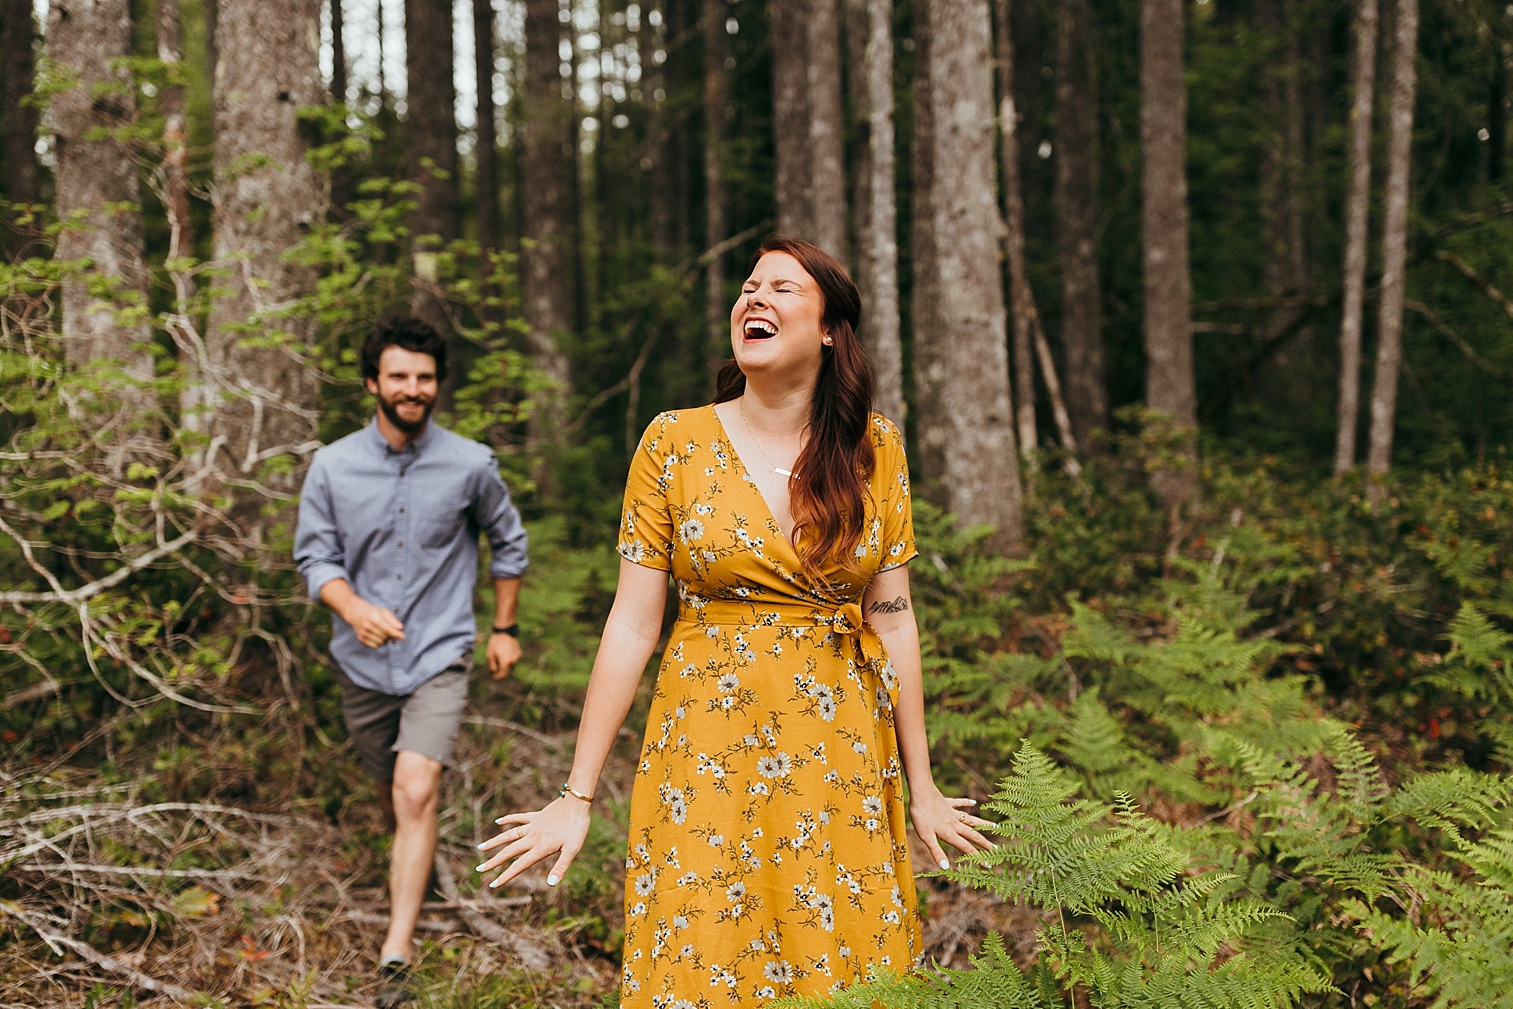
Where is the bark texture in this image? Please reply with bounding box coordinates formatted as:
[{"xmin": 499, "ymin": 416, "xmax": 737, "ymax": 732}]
[
  {"xmin": 647, "ymin": 0, "xmax": 690, "ymax": 259},
  {"xmin": 48, "ymin": 0, "xmax": 152, "ymax": 372},
  {"xmin": 405, "ymin": 0, "xmax": 458, "ymax": 358},
  {"xmin": 521, "ymin": 0, "xmax": 575, "ymax": 425},
  {"xmin": 1256, "ymin": 0, "xmax": 1308, "ymax": 353},
  {"xmin": 404, "ymin": 0, "xmax": 458, "ymax": 242},
  {"xmin": 2, "ymin": 0, "xmax": 40, "ymax": 245},
  {"xmin": 330, "ymin": 0, "xmax": 347, "ymax": 104},
  {"xmin": 1053, "ymin": 0, "xmax": 1106, "ymax": 449},
  {"xmin": 1139, "ymin": 0, "xmax": 1196, "ymax": 513},
  {"xmin": 1335, "ymin": 0, "xmax": 1378, "ymax": 474},
  {"xmin": 769, "ymin": 0, "xmax": 845, "ymax": 259},
  {"xmin": 770, "ymin": 0, "xmax": 808, "ymax": 238},
  {"xmin": 202, "ymin": 0, "xmax": 325, "ymax": 512},
  {"xmin": 805, "ymin": 0, "xmax": 847, "ymax": 261},
  {"xmin": 1366, "ymin": 0, "xmax": 1420, "ymax": 493},
  {"xmin": 473, "ymin": 0, "xmax": 499, "ymax": 257},
  {"xmin": 911, "ymin": 0, "xmax": 1023, "ymax": 549},
  {"xmin": 846, "ymin": 0, "xmax": 904, "ymax": 426},
  {"xmin": 702, "ymin": 0, "xmax": 727, "ymax": 389},
  {"xmin": 994, "ymin": 0, "xmax": 1036, "ymax": 460},
  {"xmin": 158, "ymin": 0, "xmax": 193, "ymax": 264}
]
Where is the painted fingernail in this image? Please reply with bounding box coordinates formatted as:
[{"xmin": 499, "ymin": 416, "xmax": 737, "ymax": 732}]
[
  {"xmin": 476, "ymin": 863, "xmax": 488, "ymax": 872},
  {"xmin": 939, "ymin": 859, "xmax": 950, "ymax": 870},
  {"xmin": 477, "ymin": 842, "xmax": 487, "ymax": 849},
  {"xmin": 495, "ymin": 817, "xmax": 506, "ymax": 824},
  {"xmin": 547, "ymin": 874, "xmax": 560, "ymax": 887},
  {"xmin": 489, "ymin": 877, "xmax": 502, "ymax": 888}
]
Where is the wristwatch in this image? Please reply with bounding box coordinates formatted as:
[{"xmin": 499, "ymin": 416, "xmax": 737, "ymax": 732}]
[{"xmin": 492, "ymin": 623, "xmax": 519, "ymax": 637}]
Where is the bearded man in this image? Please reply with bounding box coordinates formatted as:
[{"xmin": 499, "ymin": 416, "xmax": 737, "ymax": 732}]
[{"xmin": 294, "ymin": 316, "xmax": 528, "ymax": 1005}]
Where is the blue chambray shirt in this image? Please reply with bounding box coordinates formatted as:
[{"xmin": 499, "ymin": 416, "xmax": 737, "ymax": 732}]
[{"xmin": 294, "ymin": 419, "xmax": 529, "ymax": 695}]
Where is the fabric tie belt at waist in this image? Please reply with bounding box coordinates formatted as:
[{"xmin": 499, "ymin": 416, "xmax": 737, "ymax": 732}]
[{"xmin": 677, "ymin": 597, "xmax": 899, "ymax": 710}]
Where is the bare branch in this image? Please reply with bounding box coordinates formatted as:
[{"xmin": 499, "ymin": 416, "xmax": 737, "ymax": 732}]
[
  {"xmin": 5, "ymin": 906, "xmax": 196, "ymax": 1002},
  {"xmin": 1434, "ymin": 249, "xmax": 1513, "ymax": 323},
  {"xmin": 0, "ymin": 531, "xmax": 196, "ymax": 604},
  {"xmin": 1404, "ymin": 299, "xmax": 1509, "ymax": 379}
]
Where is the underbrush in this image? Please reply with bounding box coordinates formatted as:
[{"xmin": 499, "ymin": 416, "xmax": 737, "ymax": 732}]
[{"xmin": 5, "ymin": 284, "xmax": 1513, "ymax": 1005}]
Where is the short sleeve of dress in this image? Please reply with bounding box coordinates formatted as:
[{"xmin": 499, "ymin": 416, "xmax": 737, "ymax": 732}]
[
  {"xmin": 873, "ymin": 416, "xmax": 917, "ymax": 571},
  {"xmin": 618, "ymin": 414, "xmax": 676, "ymax": 570}
]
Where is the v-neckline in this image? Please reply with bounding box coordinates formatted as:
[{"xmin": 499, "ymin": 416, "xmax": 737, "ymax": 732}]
[{"xmin": 709, "ymin": 404, "xmax": 803, "ymax": 554}]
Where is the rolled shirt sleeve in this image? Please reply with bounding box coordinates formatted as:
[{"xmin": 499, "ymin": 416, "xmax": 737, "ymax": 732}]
[
  {"xmin": 294, "ymin": 456, "xmax": 352, "ymax": 601},
  {"xmin": 473, "ymin": 459, "xmax": 529, "ymax": 580}
]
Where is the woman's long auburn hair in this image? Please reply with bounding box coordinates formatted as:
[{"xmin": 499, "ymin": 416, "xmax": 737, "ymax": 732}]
[{"xmin": 714, "ymin": 235, "xmax": 875, "ymax": 582}]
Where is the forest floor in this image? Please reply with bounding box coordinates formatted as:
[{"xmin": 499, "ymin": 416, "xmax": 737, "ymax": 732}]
[{"xmin": 1, "ymin": 675, "xmax": 1040, "ymax": 1009}]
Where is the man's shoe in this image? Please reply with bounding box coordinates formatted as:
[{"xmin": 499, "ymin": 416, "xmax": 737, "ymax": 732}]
[{"xmin": 375, "ymin": 961, "xmax": 416, "ymax": 1009}]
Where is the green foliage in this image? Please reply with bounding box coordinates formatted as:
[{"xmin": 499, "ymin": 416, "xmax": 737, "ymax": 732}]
[{"xmin": 784, "ymin": 743, "xmax": 1330, "ymax": 1009}]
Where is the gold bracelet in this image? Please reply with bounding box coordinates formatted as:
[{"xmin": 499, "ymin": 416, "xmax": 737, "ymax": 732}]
[{"xmin": 558, "ymin": 782, "xmax": 594, "ymax": 803}]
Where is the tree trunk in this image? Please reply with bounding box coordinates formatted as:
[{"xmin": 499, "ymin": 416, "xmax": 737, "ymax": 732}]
[
  {"xmin": 521, "ymin": 0, "xmax": 575, "ymax": 428},
  {"xmin": 1139, "ymin": 0, "xmax": 1196, "ymax": 515},
  {"xmin": 912, "ymin": 0, "xmax": 1023, "ymax": 550},
  {"xmin": 1256, "ymin": 0, "xmax": 1307, "ymax": 344},
  {"xmin": 202, "ymin": 0, "xmax": 325, "ymax": 527},
  {"xmin": 1334, "ymin": 0, "xmax": 1377, "ymax": 475},
  {"xmin": 474, "ymin": 0, "xmax": 498, "ymax": 258},
  {"xmin": 806, "ymin": 0, "xmax": 847, "ymax": 261},
  {"xmin": 846, "ymin": 0, "xmax": 904, "ymax": 426},
  {"xmin": 647, "ymin": 0, "xmax": 690, "ymax": 260},
  {"xmin": 1365, "ymin": 0, "xmax": 1419, "ymax": 498},
  {"xmin": 158, "ymin": 0, "xmax": 193, "ymax": 264},
  {"xmin": 47, "ymin": 0, "xmax": 152, "ymax": 373},
  {"xmin": 404, "ymin": 0, "xmax": 458, "ymax": 368},
  {"xmin": 702, "ymin": 0, "xmax": 727, "ymax": 390},
  {"xmin": 994, "ymin": 0, "xmax": 1041, "ymax": 465},
  {"xmin": 1053, "ymin": 0, "xmax": 1106, "ymax": 450},
  {"xmin": 330, "ymin": 0, "xmax": 347, "ymax": 105},
  {"xmin": 2, "ymin": 0, "xmax": 40, "ymax": 252},
  {"xmin": 771, "ymin": 0, "xmax": 809, "ymax": 238}
]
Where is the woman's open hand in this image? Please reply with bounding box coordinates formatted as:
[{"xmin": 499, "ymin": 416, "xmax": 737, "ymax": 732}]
[
  {"xmin": 475, "ymin": 796, "xmax": 591, "ymax": 889},
  {"xmin": 909, "ymin": 785, "xmax": 995, "ymax": 870}
]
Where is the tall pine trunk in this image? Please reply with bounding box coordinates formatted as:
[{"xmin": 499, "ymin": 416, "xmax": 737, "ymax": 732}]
[
  {"xmin": 771, "ymin": 0, "xmax": 809, "ymax": 237},
  {"xmin": 646, "ymin": 0, "xmax": 689, "ymax": 260},
  {"xmin": 702, "ymin": 0, "xmax": 727, "ymax": 389},
  {"xmin": 1139, "ymin": 0, "xmax": 1196, "ymax": 515},
  {"xmin": 158, "ymin": 0, "xmax": 193, "ymax": 264},
  {"xmin": 806, "ymin": 0, "xmax": 847, "ymax": 261},
  {"xmin": 1054, "ymin": 0, "xmax": 1106, "ymax": 450},
  {"xmin": 405, "ymin": 0, "xmax": 458, "ymax": 372},
  {"xmin": 912, "ymin": 0, "xmax": 1023, "ymax": 550},
  {"xmin": 474, "ymin": 0, "xmax": 499, "ymax": 258},
  {"xmin": 1365, "ymin": 0, "xmax": 1419, "ymax": 499},
  {"xmin": 521, "ymin": 0, "xmax": 575, "ymax": 428},
  {"xmin": 47, "ymin": 0, "xmax": 152, "ymax": 373},
  {"xmin": 202, "ymin": 0, "xmax": 325, "ymax": 527},
  {"xmin": 995, "ymin": 0, "xmax": 1034, "ymax": 462},
  {"xmin": 846, "ymin": 0, "xmax": 904, "ymax": 426},
  {"xmin": 2, "ymin": 0, "xmax": 40, "ymax": 253},
  {"xmin": 1335, "ymin": 0, "xmax": 1378, "ymax": 475},
  {"xmin": 330, "ymin": 0, "xmax": 347, "ymax": 104}
]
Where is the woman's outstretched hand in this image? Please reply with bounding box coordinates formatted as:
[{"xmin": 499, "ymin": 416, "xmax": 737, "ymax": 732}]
[
  {"xmin": 475, "ymin": 797, "xmax": 592, "ymax": 889},
  {"xmin": 909, "ymin": 786, "xmax": 996, "ymax": 870}
]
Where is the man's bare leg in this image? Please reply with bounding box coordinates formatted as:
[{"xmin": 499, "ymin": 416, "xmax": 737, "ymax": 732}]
[{"xmin": 381, "ymin": 750, "xmax": 442, "ymax": 962}]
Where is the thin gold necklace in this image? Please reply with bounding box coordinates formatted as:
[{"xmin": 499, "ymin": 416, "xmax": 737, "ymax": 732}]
[{"xmin": 738, "ymin": 399, "xmax": 797, "ymax": 479}]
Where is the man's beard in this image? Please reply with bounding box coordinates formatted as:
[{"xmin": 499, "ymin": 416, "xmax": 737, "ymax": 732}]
[{"xmin": 378, "ymin": 391, "xmax": 435, "ymax": 434}]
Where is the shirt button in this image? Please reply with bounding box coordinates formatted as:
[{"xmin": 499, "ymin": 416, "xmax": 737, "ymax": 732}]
[
  {"xmin": 398, "ymin": 541, "xmax": 404, "ymax": 547},
  {"xmin": 396, "ymin": 575, "xmax": 402, "ymax": 580}
]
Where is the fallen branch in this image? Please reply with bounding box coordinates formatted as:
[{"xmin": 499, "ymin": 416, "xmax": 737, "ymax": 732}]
[
  {"xmin": 6, "ymin": 905, "xmax": 196, "ymax": 1002},
  {"xmin": 1404, "ymin": 299, "xmax": 1509, "ymax": 379},
  {"xmin": 432, "ymin": 854, "xmax": 552, "ymax": 970},
  {"xmin": 1434, "ymin": 249, "xmax": 1513, "ymax": 323}
]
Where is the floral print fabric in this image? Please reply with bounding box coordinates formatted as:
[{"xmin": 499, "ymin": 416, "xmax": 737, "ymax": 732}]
[{"xmin": 616, "ymin": 405, "xmax": 920, "ymax": 1006}]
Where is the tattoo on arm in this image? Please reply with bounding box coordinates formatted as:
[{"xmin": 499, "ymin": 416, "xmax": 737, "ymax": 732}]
[{"xmin": 868, "ymin": 595, "xmax": 910, "ymax": 615}]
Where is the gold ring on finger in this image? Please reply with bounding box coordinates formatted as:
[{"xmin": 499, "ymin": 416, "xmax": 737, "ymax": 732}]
[{"xmin": 957, "ymin": 811, "xmax": 968, "ymax": 823}]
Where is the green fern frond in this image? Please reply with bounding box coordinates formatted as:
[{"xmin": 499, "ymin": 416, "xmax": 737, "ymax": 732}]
[{"xmin": 1385, "ymin": 767, "xmax": 1510, "ymax": 845}]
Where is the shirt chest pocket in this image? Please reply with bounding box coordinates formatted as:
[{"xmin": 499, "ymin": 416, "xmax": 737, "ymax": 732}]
[{"xmin": 420, "ymin": 507, "xmax": 467, "ymax": 549}]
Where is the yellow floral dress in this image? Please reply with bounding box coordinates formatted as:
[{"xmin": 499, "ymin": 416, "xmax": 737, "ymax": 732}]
[{"xmin": 616, "ymin": 405, "xmax": 921, "ymax": 1007}]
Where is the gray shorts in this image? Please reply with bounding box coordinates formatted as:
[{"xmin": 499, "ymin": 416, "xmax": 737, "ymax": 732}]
[{"xmin": 334, "ymin": 657, "xmax": 470, "ymax": 781}]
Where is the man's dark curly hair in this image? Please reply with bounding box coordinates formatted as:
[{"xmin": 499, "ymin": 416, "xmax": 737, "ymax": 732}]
[{"xmin": 360, "ymin": 316, "xmax": 449, "ymax": 383}]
